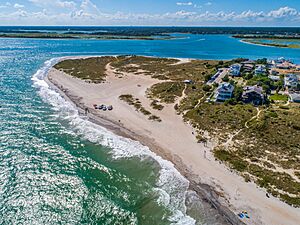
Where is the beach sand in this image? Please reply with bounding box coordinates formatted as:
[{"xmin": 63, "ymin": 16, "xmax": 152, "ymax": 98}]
[{"xmin": 46, "ymin": 58, "xmax": 300, "ymax": 225}]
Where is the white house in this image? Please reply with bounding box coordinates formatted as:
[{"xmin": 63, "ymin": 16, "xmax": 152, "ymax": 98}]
[
  {"xmin": 284, "ymin": 74, "xmax": 299, "ymax": 90},
  {"xmin": 214, "ymin": 82, "xmax": 234, "ymax": 102},
  {"xmin": 255, "ymin": 65, "xmax": 266, "ymax": 75},
  {"xmin": 229, "ymin": 64, "xmax": 241, "ymax": 77}
]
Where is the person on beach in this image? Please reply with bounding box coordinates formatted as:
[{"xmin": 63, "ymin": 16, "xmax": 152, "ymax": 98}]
[
  {"xmin": 203, "ymin": 140, "xmax": 208, "ymax": 147},
  {"xmin": 85, "ymin": 107, "xmax": 89, "ymax": 116}
]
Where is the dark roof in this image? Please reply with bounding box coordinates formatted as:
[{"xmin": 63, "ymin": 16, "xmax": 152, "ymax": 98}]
[{"xmin": 243, "ymin": 85, "xmax": 263, "ymax": 95}]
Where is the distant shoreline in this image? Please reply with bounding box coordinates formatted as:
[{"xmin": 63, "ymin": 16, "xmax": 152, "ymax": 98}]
[
  {"xmin": 0, "ymin": 33, "xmax": 177, "ymax": 41},
  {"xmin": 239, "ymin": 39, "xmax": 300, "ymax": 49}
]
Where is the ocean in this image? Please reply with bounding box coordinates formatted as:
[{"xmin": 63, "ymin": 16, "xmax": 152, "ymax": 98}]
[{"xmin": 0, "ymin": 29, "xmax": 300, "ymax": 225}]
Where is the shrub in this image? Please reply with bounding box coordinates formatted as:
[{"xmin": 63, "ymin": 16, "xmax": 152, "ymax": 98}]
[{"xmin": 202, "ymin": 84, "xmax": 211, "ymax": 92}]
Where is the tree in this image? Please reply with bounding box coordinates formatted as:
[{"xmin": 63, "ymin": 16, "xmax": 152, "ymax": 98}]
[
  {"xmin": 233, "ymin": 86, "xmax": 243, "ymax": 102},
  {"xmin": 204, "ymin": 74, "xmax": 212, "ymax": 82},
  {"xmin": 262, "ymin": 84, "xmax": 271, "ymax": 94},
  {"xmin": 224, "ymin": 98, "xmax": 237, "ymax": 105},
  {"xmin": 202, "ymin": 84, "xmax": 211, "ymax": 92},
  {"xmin": 244, "ymin": 73, "xmax": 253, "ymax": 80},
  {"xmin": 256, "ymin": 58, "xmax": 267, "ymax": 65},
  {"xmin": 222, "ymin": 75, "xmax": 230, "ymax": 82}
]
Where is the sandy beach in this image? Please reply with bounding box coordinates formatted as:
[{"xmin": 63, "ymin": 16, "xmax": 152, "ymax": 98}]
[{"xmin": 46, "ymin": 57, "xmax": 300, "ymax": 225}]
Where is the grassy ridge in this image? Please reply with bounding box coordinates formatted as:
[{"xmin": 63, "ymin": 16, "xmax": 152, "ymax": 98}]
[
  {"xmin": 0, "ymin": 32, "xmax": 172, "ymax": 40},
  {"xmin": 241, "ymin": 39, "xmax": 300, "ymax": 49},
  {"xmin": 54, "ymin": 57, "xmax": 116, "ymax": 83}
]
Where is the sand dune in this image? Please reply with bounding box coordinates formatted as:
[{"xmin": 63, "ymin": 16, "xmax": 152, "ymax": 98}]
[{"xmin": 46, "ymin": 60, "xmax": 300, "ymax": 225}]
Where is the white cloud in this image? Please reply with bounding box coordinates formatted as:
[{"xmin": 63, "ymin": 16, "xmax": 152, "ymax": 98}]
[
  {"xmin": 268, "ymin": 6, "xmax": 299, "ymax": 18},
  {"xmin": 205, "ymin": 2, "xmax": 212, "ymax": 6},
  {"xmin": 0, "ymin": 3, "xmax": 299, "ymax": 26},
  {"xmin": 80, "ymin": 0, "xmax": 100, "ymax": 14},
  {"xmin": 176, "ymin": 2, "xmax": 193, "ymax": 6},
  {"xmin": 29, "ymin": 0, "xmax": 76, "ymax": 9},
  {"xmin": 14, "ymin": 4, "xmax": 24, "ymax": 9},
  {"xmin": 0, "ymin": 2, "xmax": 11, "ymax": 9}
]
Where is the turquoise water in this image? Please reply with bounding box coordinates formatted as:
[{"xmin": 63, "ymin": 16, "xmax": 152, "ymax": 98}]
[{"xmin": 1, "ymin": 34, "xmax": 300, "ymax": 225}]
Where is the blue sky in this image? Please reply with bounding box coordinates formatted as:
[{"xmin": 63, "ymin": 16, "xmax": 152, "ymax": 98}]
[{"xmin": 0, "ymin": 0, "xmax": 300, "ymax": 26}]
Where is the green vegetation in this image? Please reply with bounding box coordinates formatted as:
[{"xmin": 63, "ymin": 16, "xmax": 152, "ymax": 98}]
[
  {"xmin": 110, "ymin": 55, "xmax": 219, "ymax": 81},
  {"xmin": 269, "ymin": 94, "xmax": 289, "ymax": 102},
  {"xmin": 222, "ymin": 75, "xmax": 230, "ymax": 82},
  {"xmin": 54, "ymin": 57, "xmax": 116, "ymax": 83},
  {"xmin": 202, "ymin": 84, "xmax": 211, "ymax": 92},
  {"xmin": 0, "ymin": 32, "xmax": 173, "ymax": 41},
  {"xmin": 150, "ymin": 100, "xmax": 164, "ymax": 111},
  {"xmin": 214, "ymin": 146, "xmax": 300, "ymax": 206},
  {"xmin": 147, "ymin": 82, "xmax": 185, "ymax": 104},
  {"xmin": 246, "ymin": 75, "xmax": 283, "ymax": 94},
  {"xmin": 119, "ymin": 94, "xmax": 161, "ymax": 122},
  {"xmin": 241, "ymin": 39, "xmax": 300, "ymax": 49},
  {"xmin": 184, "ymin": 103, "xmax": 256, "ymax": 141},
  {"xmin": 212, "ymin": 104, "xmax": 300, "ymax": 206}
]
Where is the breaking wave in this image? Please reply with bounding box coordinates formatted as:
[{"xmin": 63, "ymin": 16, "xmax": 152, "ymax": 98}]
[{"xmin": 31, "ymin": 58, "xmax": 196, "ymax": 225}]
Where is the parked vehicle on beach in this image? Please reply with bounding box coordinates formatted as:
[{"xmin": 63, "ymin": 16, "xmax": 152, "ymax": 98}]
[
  {"xmin": 107, "ymin": 105, "xmax": 113, "ymax": 111},
  {"xmin": 102, "ymin": 106, "xmax": 107, "ymax": 111}
]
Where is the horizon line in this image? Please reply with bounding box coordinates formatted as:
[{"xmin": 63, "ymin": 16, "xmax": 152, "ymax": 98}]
[{"xmin": 0, "ymin": 25, "xmax": 300, "ymax": 28}]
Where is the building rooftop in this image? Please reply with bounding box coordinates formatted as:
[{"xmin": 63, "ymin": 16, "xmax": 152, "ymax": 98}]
[
  {"xmin": 217, "ymin": 82, "xmax": 234, "ymax": 92},
  {"xmin": 243, "ymin": 85, "xmax": 264, "ymax": 95},
  {"xmin": 289, "ymin": 93, "xmax": 300, "ymax": 102}
]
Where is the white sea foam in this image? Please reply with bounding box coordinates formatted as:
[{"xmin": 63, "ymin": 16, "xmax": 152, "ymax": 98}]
[{"xmin": 32, "ymin": 58, "xmax": 196, "ymax": 225}]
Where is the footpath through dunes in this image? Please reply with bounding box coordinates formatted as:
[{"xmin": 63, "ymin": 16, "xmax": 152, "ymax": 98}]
[{"xmin": 48, "ymin": 56, "xmax": 300, "ymax": 225}]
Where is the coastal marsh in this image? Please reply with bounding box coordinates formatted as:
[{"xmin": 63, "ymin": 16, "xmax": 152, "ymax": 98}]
[{"xmin": 239, "ymin": 38, "xmax": 300, "ymax": 49}]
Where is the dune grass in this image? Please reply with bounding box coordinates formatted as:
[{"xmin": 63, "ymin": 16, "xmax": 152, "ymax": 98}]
[
  {"xmin": 269, "ymin": 94, "xmax": 289, "ymax": 102},
  {"xmin": 54, "ymin": 57, "xmax": 117, "ymax": 83},
  {"xmin": 119, "ymin": 94, "xmax": 161, "ymax": 122}
]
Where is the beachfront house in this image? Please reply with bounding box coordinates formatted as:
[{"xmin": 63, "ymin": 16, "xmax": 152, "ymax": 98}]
[
  {"xmin": 242, "ymin": 64, "xmax": 254, "ymax": 73},
  {"xmin": 214, "ymin": 82, "xmax": 234, "ymax": 102},
  {"xmin": 273, "ymin": 57, "xmax": 295, "ymax": 70},
  {"xmin": 229, "ymin": 64, "xmax": 241, "ymax": 77},
  {"xmin": 242, "ymin": 85, "xmax": 265, "ymax": 105},
  {"xmin": 255, "ymin": 65, "xmax": 267, "ymax": 75},
  {"xmin": 273, "ymin": 57, "xmax": 288, "ymax": 64},
  {"xmin": 270, "ymin": 70, "xmax": 279, "ymax": 75},
  {"xmin": 276, "ymin": 62, "xmax": 294, "ymax": 70},
  {"xmin": 284, "ymin": 74, "xmax": 299, "ymax": 90},
  {"xmin": 241, "ymin": 60, "xmax": 255, "ymax": 65},
  {"xmin": 269, "ymin": 75, "xmax": 281, "ymax": 81}
]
